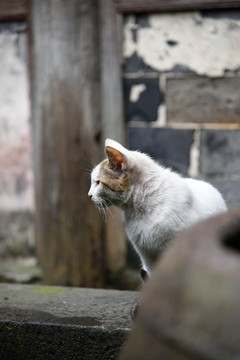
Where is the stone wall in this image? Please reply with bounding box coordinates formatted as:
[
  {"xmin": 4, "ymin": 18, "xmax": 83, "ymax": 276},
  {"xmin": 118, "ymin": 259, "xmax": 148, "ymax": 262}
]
[{"xmin": 123, "ymin": 9, "xmax": 240, "ymax": 208}]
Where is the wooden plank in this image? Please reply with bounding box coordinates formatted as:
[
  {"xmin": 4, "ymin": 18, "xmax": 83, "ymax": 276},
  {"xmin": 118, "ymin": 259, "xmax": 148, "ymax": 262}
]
[
  {"xmin": 99, "ymin": 0, "xmax": 125, "ymax": 144},
  {"xmin": 99, "ymin": 0, "xmax": 126, "ymax": 271},
  {"xmin": 114, "ymin": 0, "xmax": 240, "ymax": 13},
  {"xmin": 0, "ymin": 0, "xmax": 27, "ymax": 20},
  {"xmin": 30, "ymin": 0, "xmax": 106, "ymax": 287}
]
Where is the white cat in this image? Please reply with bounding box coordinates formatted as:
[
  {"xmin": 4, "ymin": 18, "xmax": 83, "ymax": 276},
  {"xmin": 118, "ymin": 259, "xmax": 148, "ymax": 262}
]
[{"xmin": 88, "ymin": 138, "xmax": 227, "ymax": 276}]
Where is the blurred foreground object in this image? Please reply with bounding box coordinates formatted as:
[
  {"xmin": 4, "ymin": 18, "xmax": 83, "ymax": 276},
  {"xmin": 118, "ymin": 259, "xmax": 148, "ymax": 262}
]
[{"xmin": 120, "ymin": 208, "xmax": 240, "ymax": 360}]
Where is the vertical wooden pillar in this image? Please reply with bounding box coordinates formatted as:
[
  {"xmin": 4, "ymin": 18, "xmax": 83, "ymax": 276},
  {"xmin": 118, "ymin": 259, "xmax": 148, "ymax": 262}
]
[
  {"xmin": 99, "ymin": 0, "xmax": 126, "ymax": 271},
  {"xmin": 99, "ymin": 0, "xmax": 125, "ymax": 143},
  {"xmin": 30, "ymin": 0, "xmax": 105, "ymax": 287}
]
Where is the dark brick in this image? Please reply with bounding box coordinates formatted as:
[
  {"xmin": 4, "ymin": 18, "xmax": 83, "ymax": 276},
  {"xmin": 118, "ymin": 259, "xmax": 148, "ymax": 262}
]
[
  {"xmin": 0, "ymin": 21, "xmax": 26, "ymax": 33},
  {"xmin": 131, "ymin": 28, "xmax": 137, "ymax": 43},
  {"xmin": 201, "ymin": 9, "xmax": 240, "ymax": 20},
  {"xmin": 124, "ymin": 78, "xmax": 163, "ymax": 123},
  {"xmin": 124, "ymin": 52, "xmax": 158, "ymax": 74},
  {"xmin": 135, "ymin": 15, "xmax": 151, "ymax": 28},
  {"xmin": 166, "ymin": 77, "xmax": 240, "ymax": 124},
  {"xmin": 169, "ymin": 64, "xmax": 196, "ymax": 74},
  {"xmin": 200, "ymin": 130, "xmax": 240, "ymax": 175},
  {"xmin": 124, "ymin": 55, "xmax": 195, "ymax": 75},
  {"xmin": 205, "ymin": 178, "xmax": 240, "ymax": 208},
  {"xmin": 128, "ymin": 127, "xmax": 194, "ymax": 174}
]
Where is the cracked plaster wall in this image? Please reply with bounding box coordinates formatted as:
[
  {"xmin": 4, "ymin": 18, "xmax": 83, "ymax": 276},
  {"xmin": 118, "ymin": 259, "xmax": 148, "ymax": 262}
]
[
  {"xmin": 0, "ymin": 22, "xmax": 34, "ymax": 267},
  {"xmin": 0, "ymin": 23, "xmax": 33, "ymax": 212},
  {"xmin": 124, "ymin": 11, "xmax": 240, "ymax": 77}
]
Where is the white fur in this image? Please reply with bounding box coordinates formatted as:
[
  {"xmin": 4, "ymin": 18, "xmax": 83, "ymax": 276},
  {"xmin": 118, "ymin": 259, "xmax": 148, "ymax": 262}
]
[{"xmin": 89, "ymin": 139, "xmax": 227, "ymax": 274}]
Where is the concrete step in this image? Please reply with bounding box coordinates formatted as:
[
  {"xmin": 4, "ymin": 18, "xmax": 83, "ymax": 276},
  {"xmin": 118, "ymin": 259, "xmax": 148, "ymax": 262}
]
[{"xmin": 0, "ymin": 284, "xmax": 137, "ymax": 360}]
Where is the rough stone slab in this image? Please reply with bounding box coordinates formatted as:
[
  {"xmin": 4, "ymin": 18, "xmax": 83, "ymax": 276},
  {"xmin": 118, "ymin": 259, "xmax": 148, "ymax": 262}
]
[
  {"xmin": 166, "ymin": 77, "xmax": 240, "ymax": 124},
  {"xmin": 200, "ymin": 130, "xmax": 240, "ymax": 175},
  {"xmin": 124, "ymin": 77, "xmax": 163, "ymax": 122},
  {"xmin": 0, "ymin": 284, "xmax": 137, "ymax": 360},
  {"xmin": 1, "ymin": 322, "xmax": 127, "ymax": 360},
  {"xmin": 129, "ymin": 127, "xmax": 194, "ymax": 174}
]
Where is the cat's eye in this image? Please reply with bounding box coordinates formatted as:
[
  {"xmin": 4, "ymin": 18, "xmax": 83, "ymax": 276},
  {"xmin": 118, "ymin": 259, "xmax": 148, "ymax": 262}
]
[{"xmin": 96, "ymin": 180, "xmax": 100, "ymax": 185}]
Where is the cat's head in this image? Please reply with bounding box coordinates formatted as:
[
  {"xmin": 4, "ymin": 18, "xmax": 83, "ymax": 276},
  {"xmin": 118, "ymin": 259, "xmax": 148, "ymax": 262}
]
[{"xmin": 88, "ymin": 139, "xmax": 136, "ymax": 208}]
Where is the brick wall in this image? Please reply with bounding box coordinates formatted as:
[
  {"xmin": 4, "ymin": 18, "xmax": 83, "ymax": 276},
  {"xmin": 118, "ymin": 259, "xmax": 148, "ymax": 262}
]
[{"xmin": 123, "ymin": 10, "xmax": 240, "ymax": 208}]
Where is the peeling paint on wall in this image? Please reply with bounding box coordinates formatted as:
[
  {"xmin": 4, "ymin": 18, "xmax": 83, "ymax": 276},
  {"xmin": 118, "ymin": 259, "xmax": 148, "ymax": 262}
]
[
  {"xmin": 123, "ymin": 12, "xmax": 240, "ymax": 77},
  {"xmin": 0, "ymin": 30, "xmax": 33, "ymax": 211},
  {"xmin": 124, "ymin": 78, "xmax": 163, "ymax": 122},
  {"xmin": 130, "ymin": 84, "xmax": 146, "ymax": 102}
]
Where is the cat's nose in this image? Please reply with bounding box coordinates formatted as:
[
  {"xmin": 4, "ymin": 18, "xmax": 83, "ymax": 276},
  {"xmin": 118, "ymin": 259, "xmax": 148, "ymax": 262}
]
[{"xmin": 88, "ymin": 193, "xmax": 92, "ymax": 199}]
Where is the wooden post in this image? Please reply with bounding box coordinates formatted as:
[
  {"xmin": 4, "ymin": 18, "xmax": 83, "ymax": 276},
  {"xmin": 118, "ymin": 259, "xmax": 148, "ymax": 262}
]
[
  {"xmin": 30, "ymin": 0, "xmax": 106, "ymax": 287},
  {"xmin": 99, "ymin": 0, "xmax": 126, "ymax": 271}
]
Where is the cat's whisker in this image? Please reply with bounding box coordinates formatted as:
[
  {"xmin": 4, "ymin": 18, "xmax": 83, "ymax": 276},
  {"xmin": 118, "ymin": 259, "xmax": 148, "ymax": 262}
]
[
  {"xmin": 78, "ymin": 166, "xmax": 93, "ymax": 178},
  {"xmin": 94, "ymin": 201, "xmax": 108, "ymax": 222},
  {"xmin": 101, "ymin": 206, "xmax": 107, "ymax": 222},
  {"xmin": 101, "ymin": 199, "xmax": 114, "ymax": 219},
  {"xmin": 103, "ymin": 201, "xmax": 114, "ymax": 219},
  {"xmin": 106, "ymin": 207, "xmax": 114, "ymax": 219},
  {"xmin": 89, "ymin": 157, "xmax": 97, "ymax": 168},
  {"xmin": 101, "ymin": 196, "xmax": 114, "ymax": 208}
]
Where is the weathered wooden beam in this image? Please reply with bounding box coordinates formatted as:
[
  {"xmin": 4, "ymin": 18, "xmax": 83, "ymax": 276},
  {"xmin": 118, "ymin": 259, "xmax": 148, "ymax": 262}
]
[
  {"xmin": 114, "ymin": 0, "xmax": 240, "ymax": 13},
  {"xmin": 99, "ymin": 0, "xmax": 126, "ymax": 271},
  {"xmin": 99, "ymin": 0, "xmax": 125, "ymax": 144},
  {"xmin": 0, "ymin": 0, "xmax": 27, "ymax": 20},
  {"xmin": 30, "ymin": 0, "xmax": 106, "ymax": 287}
]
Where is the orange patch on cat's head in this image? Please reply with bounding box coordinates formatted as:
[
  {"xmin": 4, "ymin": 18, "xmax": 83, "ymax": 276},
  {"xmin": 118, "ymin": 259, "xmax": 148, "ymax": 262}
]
[
  {"xmin": 99, "ymin": 160, "xmax": 130, "ymax": 192},
  {"xmin": 105, "ymin": 146, "xmax": 123, "ymax": 166}
]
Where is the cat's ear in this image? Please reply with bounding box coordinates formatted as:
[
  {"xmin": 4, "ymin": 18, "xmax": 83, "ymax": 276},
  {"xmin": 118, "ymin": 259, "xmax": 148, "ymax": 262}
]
[
  {"xmin": 105, "ymin": 139, "xmax": 128, "ymax": 171},
  {"xmin": 105, "ymin": 146, "xmax": 126, "ymax": 170}
]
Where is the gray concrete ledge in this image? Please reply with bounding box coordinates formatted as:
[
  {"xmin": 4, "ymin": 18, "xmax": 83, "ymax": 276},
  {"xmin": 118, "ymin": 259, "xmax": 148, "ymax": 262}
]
[{"xmin": 0, "ymin": 284, "xmax": 137, "ymax": 360}]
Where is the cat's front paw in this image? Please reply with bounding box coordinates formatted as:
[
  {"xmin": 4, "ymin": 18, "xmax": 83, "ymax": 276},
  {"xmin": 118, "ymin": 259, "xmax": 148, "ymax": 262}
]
[{"xmin": 130, "ymin": 302, "xmax": 140, "ymax": 320}]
